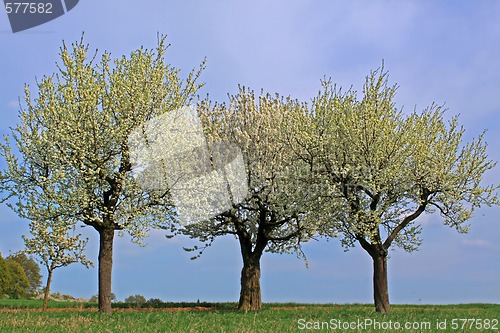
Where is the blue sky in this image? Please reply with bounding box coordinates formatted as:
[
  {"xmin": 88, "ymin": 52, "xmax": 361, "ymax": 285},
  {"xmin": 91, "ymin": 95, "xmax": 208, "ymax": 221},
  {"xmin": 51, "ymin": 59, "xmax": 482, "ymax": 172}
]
[{"xmin": 0, "ymin": 1, "xmax": 499, "ymax": 304}]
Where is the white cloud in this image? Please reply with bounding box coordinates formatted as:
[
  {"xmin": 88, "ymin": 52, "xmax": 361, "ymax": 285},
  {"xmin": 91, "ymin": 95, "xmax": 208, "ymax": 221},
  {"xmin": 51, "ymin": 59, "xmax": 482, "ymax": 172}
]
[
  {"xmin": 461, "ymin": 238, "xmax": 494, "ymax": 249},
  {"xmin": 7, "ymin": 100, "xmax": 18, "ymax": 109}
]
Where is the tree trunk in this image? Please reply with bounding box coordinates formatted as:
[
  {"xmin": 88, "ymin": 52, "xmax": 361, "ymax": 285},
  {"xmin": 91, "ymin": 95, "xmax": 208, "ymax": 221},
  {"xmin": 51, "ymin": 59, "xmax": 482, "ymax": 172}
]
[
  {"xmin": 238, "ymin": 254, "xmax": 262, "ymax": 310},
  {"xmin": 98, "ymin": 227, "xmax": 115, "ymax": 314},
  {"xmin": 372, "ymin": 252, "xmax": 391, "ymax": 313},
  {"xmin": 42, "ymin": 269, "xmax": 53, "ymax": 312}
]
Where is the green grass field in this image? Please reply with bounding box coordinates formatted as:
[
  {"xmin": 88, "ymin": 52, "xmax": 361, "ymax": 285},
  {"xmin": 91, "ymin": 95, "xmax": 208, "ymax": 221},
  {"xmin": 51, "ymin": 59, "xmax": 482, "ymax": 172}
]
[{"xmin": 0, "ymin": 300, "xmax": 498, "ymax": 332}]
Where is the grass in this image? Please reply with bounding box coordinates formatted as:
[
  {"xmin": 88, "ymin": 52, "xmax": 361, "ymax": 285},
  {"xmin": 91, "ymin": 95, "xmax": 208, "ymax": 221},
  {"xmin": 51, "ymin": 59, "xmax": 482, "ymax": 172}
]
[
  {"xmin": 0, "ymin": 299, "xmax": 95, "ymax": 309},
  {"xmin": 0, "ymin": 301, "xmax": 498, "ymax": 332}
]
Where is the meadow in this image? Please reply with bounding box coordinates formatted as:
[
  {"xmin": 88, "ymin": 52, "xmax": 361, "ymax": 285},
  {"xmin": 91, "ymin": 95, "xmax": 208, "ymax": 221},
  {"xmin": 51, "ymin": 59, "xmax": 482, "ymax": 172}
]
[{"xmin": 0, "ymin": 300, "xmax": 498, "ymax": 332}]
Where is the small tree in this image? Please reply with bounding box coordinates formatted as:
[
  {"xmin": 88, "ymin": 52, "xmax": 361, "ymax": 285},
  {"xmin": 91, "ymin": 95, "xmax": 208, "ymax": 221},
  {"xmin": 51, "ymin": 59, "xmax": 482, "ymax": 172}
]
[
  {"xmin": 294, "ymin": 68, "xmax": 499, "ymax": 312},
  {"xmin": 6, "ymin": 252, "xmax": 42, "ymax": 298},
  {"xmin": 0, "ymin": 253, "xmax": 29, "ymax": 299},
  {"xmin": 23, "ymin": 218, "xmax": 92, "ymax": 311},
  {"xmin": 125, "ymin": 294, "xmax": 147, "ymax": 304},
  {"xmin": 4, "ymin": 261, "xmax": 29, "ymax": 299}
]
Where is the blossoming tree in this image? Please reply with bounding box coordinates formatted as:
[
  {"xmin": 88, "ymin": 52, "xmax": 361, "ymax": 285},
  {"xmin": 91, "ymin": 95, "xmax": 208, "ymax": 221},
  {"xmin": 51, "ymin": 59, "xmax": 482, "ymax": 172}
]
[
  {"xmin": 179, "ymin": 88, "xmax": 321, "ymax": 310},
  {"xmin": 0, "ymin": 35, "xmax": 203, "ymax": 313},
  {"xmin": 292, "ymin": 68, "xmax": 499, "ymax": 313}
]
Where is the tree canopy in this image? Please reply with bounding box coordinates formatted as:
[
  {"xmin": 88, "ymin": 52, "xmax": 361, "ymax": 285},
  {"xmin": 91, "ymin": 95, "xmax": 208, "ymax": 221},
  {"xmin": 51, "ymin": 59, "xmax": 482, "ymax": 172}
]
[
  {"xmin": 179, "ymin": 88, "xmax": 320, "ymax": 310},
  {"xmin": 291, "ymin": 68, "xmax": 499, "ymax": 312},
  {"xmin": 0, "ymin": 253, "xmax": 30, "ymax": 299},
  {"xmin": 0, "ymin": 34, "xmax": 204, "ymax": 313},
  {"xmin": 6, "ymin": 252, "xmax": 42, "ymax": 298}
]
